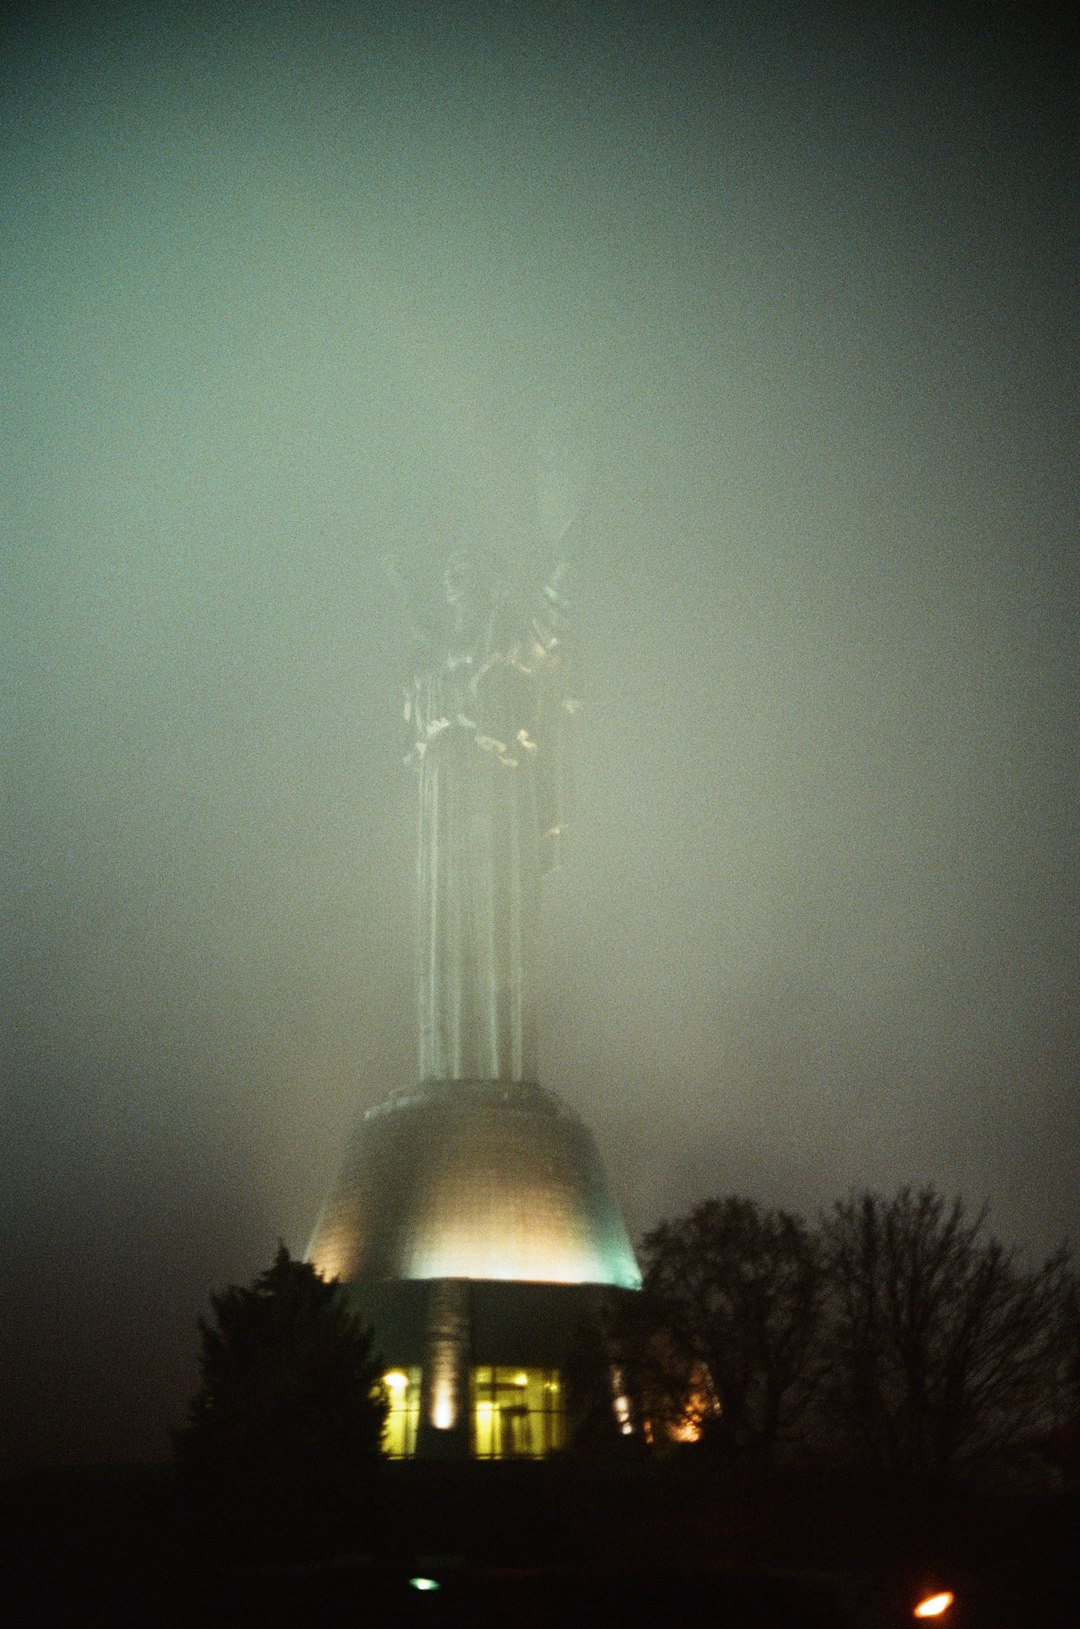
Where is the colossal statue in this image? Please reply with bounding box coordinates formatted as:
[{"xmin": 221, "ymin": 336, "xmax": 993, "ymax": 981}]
[{"xmin": 402, "ymin": 553, "xmax": 574, "ymax": 1083}]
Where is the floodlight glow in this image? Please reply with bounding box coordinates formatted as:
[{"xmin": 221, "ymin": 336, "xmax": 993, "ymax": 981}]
[
  {"xmin": 306, "ymin": 1082, "xmax": 643, "ymax": 1292},
  {"xmin": 405, "ymin": 1222, "xmax": 630, "ymax": 1285},
  {"xmin": 383, "ymin": 1370, "xmax": 408, "ymax": 1393},
  {"xmin": 914, "ymin": 1591, "xmax": 954, "ymax": 1618},
  {"xmin": 431, "ymin": 1381, "xmax": 455, "ymax": 1430},
  {"xmin": 305, "ymin": 1235, "xmax": 356, "ymax": 1283}
]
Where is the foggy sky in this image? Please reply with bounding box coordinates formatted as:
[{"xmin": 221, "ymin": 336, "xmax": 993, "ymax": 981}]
[{"xmin": 3, "ymin": 1, "xmax": 1077, "ymax": 1466}]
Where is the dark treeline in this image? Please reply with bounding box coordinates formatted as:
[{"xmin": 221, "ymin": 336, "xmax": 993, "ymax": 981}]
[
  {"xmin": 617, "ymin": 1186, "xmax": 1079, "ymax": 1491},
  {"xmin": 9, "ymin": 1200, "xmax": 1078, "ymax": 1624}
]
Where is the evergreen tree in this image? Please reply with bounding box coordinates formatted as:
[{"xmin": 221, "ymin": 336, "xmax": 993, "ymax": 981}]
[{"xmin": 175, "ymin": 1245, "xmax": 386, "ymax": 1546}]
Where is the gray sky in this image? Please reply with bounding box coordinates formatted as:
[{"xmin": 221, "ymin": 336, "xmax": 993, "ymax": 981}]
[{"xmin": 3, "ymin": 1, "xmax": 1077, "ymax": 1465}]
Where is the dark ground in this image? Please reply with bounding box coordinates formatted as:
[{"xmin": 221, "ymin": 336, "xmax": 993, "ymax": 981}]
[{"xmin": 3, "ymin": 1455, "xmax": 1078, "ymax": 1627}]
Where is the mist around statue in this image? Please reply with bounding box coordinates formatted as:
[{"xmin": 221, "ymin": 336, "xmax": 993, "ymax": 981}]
[{"xmin": 3, "ymin": 2, "xmax": 1078, "ymax": 1622}]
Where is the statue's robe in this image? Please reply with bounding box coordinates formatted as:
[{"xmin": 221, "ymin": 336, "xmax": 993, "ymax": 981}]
[{"xmin": 408, "ymin": 617, "xmax": 569, "ymax": 1084}]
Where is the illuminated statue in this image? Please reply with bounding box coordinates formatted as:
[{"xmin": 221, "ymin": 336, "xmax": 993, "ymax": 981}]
[{"xmin": 402, "ymin": 553, "xmax": 574, "ymax": 1083}]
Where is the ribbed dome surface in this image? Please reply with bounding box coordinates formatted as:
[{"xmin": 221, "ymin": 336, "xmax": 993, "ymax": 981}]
[{"xmin": 307, "ymin": 1080, "xmax": 641, "ymax": 1290}]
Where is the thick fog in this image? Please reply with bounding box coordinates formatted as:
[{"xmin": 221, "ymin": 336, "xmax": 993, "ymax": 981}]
[{"xmin": 3, "ymin": 2, "xmax": 1077, "ymax": 1465}]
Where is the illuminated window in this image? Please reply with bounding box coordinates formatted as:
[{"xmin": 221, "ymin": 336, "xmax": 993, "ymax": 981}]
[
  {"xmin": 471, "ymin": 1366, "xmax": 564, "ymax": 1459},
  {"xmin": 610, "ymin": 1366, "xmax": 635, "ymax": 1435},
  {"xmin": 382, "ymin": 1367, "xmax": 421, "ymax": 1458}
]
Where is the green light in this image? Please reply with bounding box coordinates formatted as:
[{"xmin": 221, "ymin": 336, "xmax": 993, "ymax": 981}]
[{"xmin": 409, "ymin": 1576, "xmax": 440, "ymax": 1592}]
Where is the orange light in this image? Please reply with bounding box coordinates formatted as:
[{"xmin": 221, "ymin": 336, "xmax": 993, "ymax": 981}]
[
  {"xmin": 665, "ymin": 1363, "xmax": 718, "ymax": 1443},
  {"xmin": 914, "ymin": 1591, "xmax": 954, "ymax": 1618},
  {"xmin": 669, "ymin": 1420, "xmax": 702, "ymax": 1443}
]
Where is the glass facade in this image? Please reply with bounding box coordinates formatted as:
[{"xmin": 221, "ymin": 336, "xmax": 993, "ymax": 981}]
[
  {"xmin": 383, "ymin": 1363, "xmax": 566, "ymax": 1458},
  {"xmin": 471, "ymin": 1366, "xmax": 564, "ymax": 1459},
  {"xmin": 382, "ymin": 1367, "xmax": 422, "ymax": 1457}
]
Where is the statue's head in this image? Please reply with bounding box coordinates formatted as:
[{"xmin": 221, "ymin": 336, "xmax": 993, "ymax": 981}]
[
  {"xmin": 442, "ymin": 548, "xmax": 506, "ymax": 621},
  {"xmin": 442, "ymin": 552, "xmax": 481, "ymax": 611}
]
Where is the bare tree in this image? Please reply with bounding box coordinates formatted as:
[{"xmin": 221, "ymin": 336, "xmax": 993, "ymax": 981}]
[
  {"xmin": 821, "ymin": 1187, "xmax": 1069, "ymax": 1485},
  {"xmin": 636, "ymin": 1197, "xmax": 826, "ymax": 1456}
]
